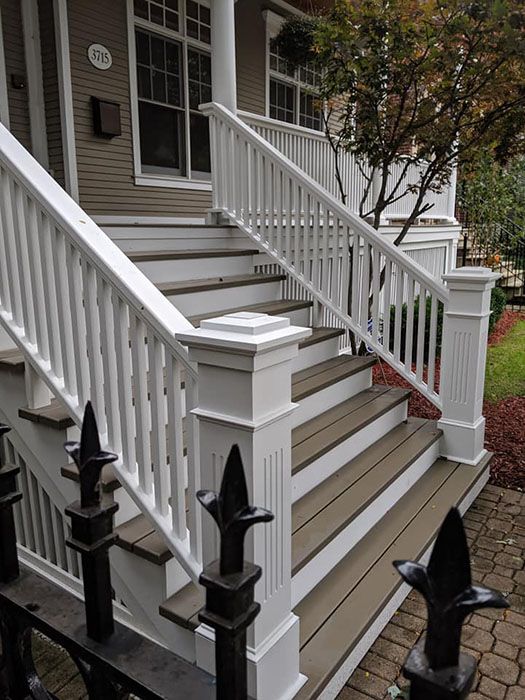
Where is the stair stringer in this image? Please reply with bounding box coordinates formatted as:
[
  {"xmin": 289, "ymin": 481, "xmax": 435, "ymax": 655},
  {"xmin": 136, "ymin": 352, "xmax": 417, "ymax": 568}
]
[{"xmin": 0, "ymin": 366, "xmax": 197, "ymax": 658}]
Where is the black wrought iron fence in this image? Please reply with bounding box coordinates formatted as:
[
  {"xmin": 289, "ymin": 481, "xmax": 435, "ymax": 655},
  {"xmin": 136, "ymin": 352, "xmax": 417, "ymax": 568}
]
[
  {"xmin": 457, "ymin": 207, "xmax": 525, "ymax": 310},
  {"xmin": 0, "ymin": 404, "xmax": 509, "ymax": 699}
]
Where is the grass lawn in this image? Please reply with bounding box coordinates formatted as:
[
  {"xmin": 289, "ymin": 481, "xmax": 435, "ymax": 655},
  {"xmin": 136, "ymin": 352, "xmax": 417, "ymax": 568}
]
[{"xmin": 484, "ymin": 319, "xmax": 525, "ymax": 402}]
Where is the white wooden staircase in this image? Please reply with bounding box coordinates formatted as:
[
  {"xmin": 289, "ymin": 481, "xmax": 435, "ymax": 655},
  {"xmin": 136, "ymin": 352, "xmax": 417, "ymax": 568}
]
[{"xmin": 0, "ymin": 118, "xmax": 496, "ymax": 699}]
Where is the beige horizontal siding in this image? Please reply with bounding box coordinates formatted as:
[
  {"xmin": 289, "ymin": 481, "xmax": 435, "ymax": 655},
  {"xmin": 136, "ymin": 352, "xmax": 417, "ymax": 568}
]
[
  {"xmin": 1, "ymin": 0, "xmax": 31, "ymax": 150},
  {"xmin": 235, "ymin": 0, "xmax": 266, "ymax": 115},
  {"xmin": 68, "ymin": 0, "xmax": 211, "ymax": 218}
]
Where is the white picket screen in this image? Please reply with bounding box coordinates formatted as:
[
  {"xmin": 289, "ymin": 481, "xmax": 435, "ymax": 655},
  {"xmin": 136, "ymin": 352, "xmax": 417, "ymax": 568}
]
[
  {"xmin": 0, "ymin": 123, "xmax": 202, "ymax": 580},
  {"xmin": 205, "ymin": 102, "xmax": 449, "ymax": 407},
  {"xmin": 240, "ymin": 111, "xmax": 454, "ymax": 223}
]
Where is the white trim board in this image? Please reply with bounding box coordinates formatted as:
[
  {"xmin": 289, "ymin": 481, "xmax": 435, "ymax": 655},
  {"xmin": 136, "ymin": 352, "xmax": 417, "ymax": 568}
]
[
  {"xmin": 21, "ymin": 0, "xmax": 49, "ymax": 168},
  {"xmin": 0, "ymin": 8, "xmax": 10, "ymax": 128},
  {"xmin": 93, "ymin": 215, "xmax": 208, "ymax": 225},
  {"xmin": 53, "ymin": 0, "xmax": 78, "ymax": 201}
]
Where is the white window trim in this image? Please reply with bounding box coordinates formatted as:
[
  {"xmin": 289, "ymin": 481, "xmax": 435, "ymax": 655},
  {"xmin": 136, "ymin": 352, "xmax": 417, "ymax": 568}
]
[
  {"xmin": 0, "ymin": 8, "xmax": 10, "ymax": 128},
  {"xmin": 126, "ymin": 0, "xmax": 212, "ymax": 190},
  {"xmin": 263, "ymin": 9, "xmax": 323, "ymax": 132}
]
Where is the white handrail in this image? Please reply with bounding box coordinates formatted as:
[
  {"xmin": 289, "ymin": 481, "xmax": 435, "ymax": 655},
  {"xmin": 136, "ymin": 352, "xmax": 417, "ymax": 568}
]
[
  {"xmin": 204, "ymin": 102, "xmax": 448, "ymax": 407},
  {"xmin": 0, "ymin": 124, "xmax": 202, "ymax": 580}
]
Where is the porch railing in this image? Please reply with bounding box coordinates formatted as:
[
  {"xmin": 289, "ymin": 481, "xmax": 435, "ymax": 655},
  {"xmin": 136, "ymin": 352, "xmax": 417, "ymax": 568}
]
[
  {"xmin": 205, "ymin": 102, "xmax": 449, "ymax": 407},
  {"xmin": 240, "ymin": 111, "xmax": 454, "ymax": 223},
  {"xmin": 0, "ymin": 123, "xmax": 203, "ymax": 581}
]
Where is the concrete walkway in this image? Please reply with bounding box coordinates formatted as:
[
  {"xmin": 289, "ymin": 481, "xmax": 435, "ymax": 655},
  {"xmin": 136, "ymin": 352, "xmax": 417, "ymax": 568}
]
[{"xmin": 339, "ymin": 485, "xmax": 525, "ymax": 700}]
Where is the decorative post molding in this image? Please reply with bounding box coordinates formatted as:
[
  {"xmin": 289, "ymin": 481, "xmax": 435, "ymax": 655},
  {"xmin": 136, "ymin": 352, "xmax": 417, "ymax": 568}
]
[
  {"xmin": 438, "ymin": 267, "xmax": 500, "ymax": 465},
  {"xmin": 211, "ymin": 0, "xmax": 237, "ymax": 113},
  {"xmin": 177, "ymin": 312, "xmax": 310, "ymax": 700}
]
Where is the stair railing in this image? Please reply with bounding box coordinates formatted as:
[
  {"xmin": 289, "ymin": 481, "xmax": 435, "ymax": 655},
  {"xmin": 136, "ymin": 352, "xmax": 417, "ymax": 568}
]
[
  {"xmin": 203, "ymin": 102, "xmax": 449, "ymax": 408},
  {"xmin": 0, "ymin": 124, "xmax": 202, "ymax": 580}
]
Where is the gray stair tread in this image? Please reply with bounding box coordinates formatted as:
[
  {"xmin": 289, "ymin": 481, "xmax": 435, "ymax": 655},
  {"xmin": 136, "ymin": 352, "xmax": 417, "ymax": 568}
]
[
  {"xmin": 115, "ymin": 514, "xmax": 155, "ymax": 552},
  {"xmin": 189, "ymin": 298, "xmax": 313, "ymax": 327},
  {"xmin": 294, "ymin": 453, "xmax": 491, "ymax": 700},
  {"xmin": 127, "ymin": 248, "xmax": 257, "ymax": 262},
  {"xmin": 292, "ymin": 355, "xmax": 376, "ymax": 402},
  {"xmin": 292, "ymin": 386, "xmax": 411, "ymax": 474},
  {"xmin": 133, "ymin": 531, "xmax": 173, "ymax": 565},
  {"xmin": 160, "ymin": 582, "xmax": 205, "ymax": 630},
  {"xmin": 157, "ymin": 273, "xmax": 285, "ymax": 296},
  {"xmin": 0, "ymin": 348, "xmax": 25, "ymax": 372},
  {"xmin": 291, "ymin": 419, "xmax": 442, "ymax": 575},
  {"xmin": 61, "ymin": 463, "xmax": 120, "ymax": 493},
  {"xmin": 299, "ymin": 326, "xmax": 344, "ymax": 348},
  {"xmin": 19, "ymin": 400, "xmax": 74, "ymax": 430}
]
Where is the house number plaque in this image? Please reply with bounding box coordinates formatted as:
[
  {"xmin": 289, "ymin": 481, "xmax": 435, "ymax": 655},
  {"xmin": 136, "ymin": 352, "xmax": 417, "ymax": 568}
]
[{"xmin": 87, "ymin": 44, "xmax": 112, "ymax": 71}]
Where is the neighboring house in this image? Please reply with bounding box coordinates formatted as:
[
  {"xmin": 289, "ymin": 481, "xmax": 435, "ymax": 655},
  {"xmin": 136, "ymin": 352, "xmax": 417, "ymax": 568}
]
[{"xmin": 0, "ymin": 1, "xmax": 495, "ymax": 698}]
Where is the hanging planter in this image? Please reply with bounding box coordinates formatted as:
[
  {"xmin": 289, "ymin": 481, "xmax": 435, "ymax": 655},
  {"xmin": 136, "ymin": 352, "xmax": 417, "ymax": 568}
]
[{"xmin": 274, "ymin": 16, "xmax": 319, "ymax": 69}]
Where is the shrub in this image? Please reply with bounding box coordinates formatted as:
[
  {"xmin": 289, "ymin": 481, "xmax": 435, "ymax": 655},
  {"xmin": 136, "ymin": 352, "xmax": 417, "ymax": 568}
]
[
  {"xmin": 489, "ymin": 286, "xmax": 507, "ymax": 334},
  {"xmin": 387, "ymin": 286, "xmax": 505, "ymax": 364},
  {"xmin": 388, "ymin": 295, "xmax": 444, "ymax": 365}
]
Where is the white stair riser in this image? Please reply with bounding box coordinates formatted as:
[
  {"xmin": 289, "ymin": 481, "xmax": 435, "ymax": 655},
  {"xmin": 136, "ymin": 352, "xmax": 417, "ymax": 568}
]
[
  {"xmin": 293, "ymin": 368, "xmax": 373, "ymax": 428},
  {"xmin": 292, "ymin": 337, "xmax": 341, "ymax": 373},
  {"xmin": 165, "ymin": 280, "xmax": 282, "ymax": 316},
  {"xmin": 318, "ymin": 464, "xmax": 491, "ymax": 700},
  {"xmin": 291, "ymin": 438, "xmax": 441, "ymax": 606},
  {"xmin": 292, "ymin": 400, "xmax": 408, "ymax": 503},
  {"xmin": 102, "ymin": 226, "xmax": 244, "ymax": 253},
  {"xmin": 110, "ymin": 547, "xmax": 196, "ymax": 660},
  {"xmin": 135, "ymin": 256, "xmax": 254, "ymax": 284}
]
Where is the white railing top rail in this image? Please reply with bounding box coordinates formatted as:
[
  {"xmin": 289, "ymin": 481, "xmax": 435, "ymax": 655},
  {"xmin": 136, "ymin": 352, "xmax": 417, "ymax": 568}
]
[
  {"xmin": 240, "ymin": 110, "xmax": 329, "ymax": 141},
  {"xmin": 204, "ymin": 103, "xmax": 449, "ymax": 303},
  {"xmin": 0, "ymin": 124, "xmax": 196, "ymax": 379}
]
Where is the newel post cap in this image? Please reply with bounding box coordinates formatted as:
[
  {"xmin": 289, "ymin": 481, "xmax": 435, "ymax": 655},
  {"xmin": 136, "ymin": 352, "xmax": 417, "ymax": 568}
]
[
  {"xmin": 442, "ymin": 266, "xmax": 501, "ymax": 291},
  {"xmin": 176, "ymin": 312, "xmax": 311, "ymax": 354}
]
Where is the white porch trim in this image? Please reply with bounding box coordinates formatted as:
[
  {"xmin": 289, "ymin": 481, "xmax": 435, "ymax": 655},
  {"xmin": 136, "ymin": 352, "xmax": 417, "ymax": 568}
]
[
  {"xmin": 53, "ymin": 0, "xmax": 78, "ymax": 201},
  {"xmin": 0, "ymin": 8, "xmax": 10, "ymax": 128},
  {"xmin": 21, "ymin": 0, "xmax": 49, "ymax": 168}
]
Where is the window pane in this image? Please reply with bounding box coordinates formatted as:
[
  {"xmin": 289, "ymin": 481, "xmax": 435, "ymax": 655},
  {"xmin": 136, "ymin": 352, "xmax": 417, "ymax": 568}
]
[
  {"xmin": 165, "ymin": 0, "xmax": 178, "ymax": 9},
  {"xmin": 200, "ymin": 5, "xmax": 210, "ymax": 25},
  {"xmin": 165, "ymin": 9, "xmax": 179, "ymax": 30},
  {"xmin": 165, "ymin": 42, "xmax": 180, "ymax": 74},
  {"xmin": 269, "ymin": 78, "xmax": 295, "ymax": 124},
  {"xmin": 150, "ymin": 3, "xmax": 164, "ymax": 25},
  {"xmin": 187, "ymin": 18, "xmax": 199, "ymax": 39},
  {"xmin": 136, "ymin": 31, "xmax": 150, "ymax": 66},
  {"xmin": 139, "ymin": 101, "xmax": 186, "ymax": 174},
  {"xmin": 167, "ymin": 74, "xmax": 181, "ymax": 106},
  {"xmin": 134, "ymin": 0, "xmax": 148, "ymax": 19},
  {"xmin": 187, "ymin": 0, "xmax": 198, "ymax": 19},
  {"xmin": 151, "ymin": 37, "xmax": 165, "ymax": 70},
  {"xmin": 137, "ymin": 65, "xmax": 151, "ymax": 99},
  {"xmin": 188, "ymin": 49, "xmax": 211, "ymax": 109},
  {"xmin": 299, "ymin": 90, "xmax": 322, "ymax": 130},
  {"xmin": 152, "ymin": 70, "xmax": 166, "ymax": 102},
  {"xmin": 190, "ymin": 113, "xmax": 210, "ymax": 178}
]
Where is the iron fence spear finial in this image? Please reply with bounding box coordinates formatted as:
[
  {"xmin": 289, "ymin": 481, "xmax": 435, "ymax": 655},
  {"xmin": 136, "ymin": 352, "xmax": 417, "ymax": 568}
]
[
  {"xmin": 64, "ymin": 402, "xmax": 119, "ymax": 642},
  {"xmin": 198, "ymin": 444, "xmax": 274, "ymax": 700},
  {"xmin": 394, "ymin": 507, "xmax": 509, "ymax": 699}
]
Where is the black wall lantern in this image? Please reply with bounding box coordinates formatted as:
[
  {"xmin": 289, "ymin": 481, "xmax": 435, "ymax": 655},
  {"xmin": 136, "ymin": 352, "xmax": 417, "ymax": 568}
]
[{"xmin": 91, "ymin": 97, "xmax": 121, "ymax": 138}]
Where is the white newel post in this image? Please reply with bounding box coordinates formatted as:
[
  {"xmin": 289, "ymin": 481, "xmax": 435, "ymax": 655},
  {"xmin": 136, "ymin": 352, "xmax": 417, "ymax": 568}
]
[
  {"xmin": 177, "ymin": 312, "xmax": 310, "ymax": 700},
  {"xmin": 211, "ymin": 0, "xmax": 237, "ymax": 113},
  {"xmin": 437, "ymin": 267, "xmax": 500, "ymax": 465}
]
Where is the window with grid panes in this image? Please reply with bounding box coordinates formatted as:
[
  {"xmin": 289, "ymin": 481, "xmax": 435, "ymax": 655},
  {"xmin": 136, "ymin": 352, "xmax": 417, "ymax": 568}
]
[
  {"xmin": 134, "ymin": 0, "xmax": 211, "ymax": 180},
  {"xmin": 269, "ymin": 37, "xmax": 322, "ymax": 131}
]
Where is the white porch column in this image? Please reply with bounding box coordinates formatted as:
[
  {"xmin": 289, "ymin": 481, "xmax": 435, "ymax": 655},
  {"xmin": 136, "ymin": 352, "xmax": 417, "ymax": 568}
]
[
  {"xmin": 177, "ymin": 311, "xmax": 309, "ymax": 700},
  {"xmin": 211, "ymin": 0, "xmax": 237, "ymax": 113},
  {"xmin": 438, "ymin": 267, "xmax": 500, "ymax": 465}
]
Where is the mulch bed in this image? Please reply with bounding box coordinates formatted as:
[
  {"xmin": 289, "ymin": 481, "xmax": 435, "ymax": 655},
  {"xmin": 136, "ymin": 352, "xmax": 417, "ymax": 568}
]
[{"xmin": 372, "ymin": 310, "xmax": 525, "ymax": 491}]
